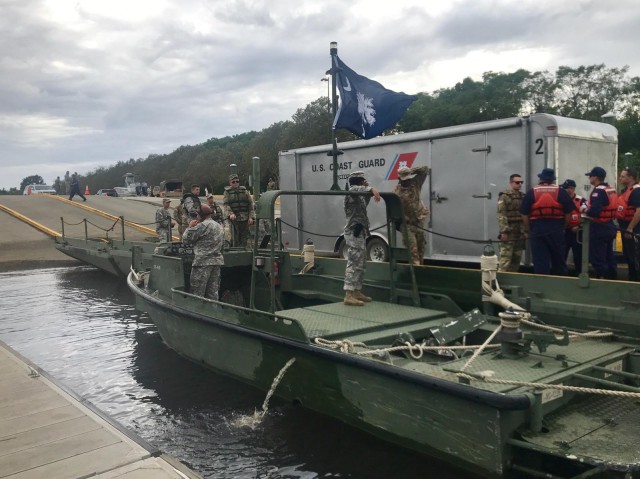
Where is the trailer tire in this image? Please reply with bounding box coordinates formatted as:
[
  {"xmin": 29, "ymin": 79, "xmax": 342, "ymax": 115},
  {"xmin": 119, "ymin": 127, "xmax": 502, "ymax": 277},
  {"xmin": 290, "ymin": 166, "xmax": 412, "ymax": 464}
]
[{"xmin": 367, "ymin": 237, "xmax": 388, "ymax": 262}]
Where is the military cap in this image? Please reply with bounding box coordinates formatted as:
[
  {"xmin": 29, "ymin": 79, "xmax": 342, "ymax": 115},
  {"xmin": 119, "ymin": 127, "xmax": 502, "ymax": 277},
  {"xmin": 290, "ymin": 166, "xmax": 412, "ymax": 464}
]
[
  {"xmin": 585, "ymin": 166, "xmax": 606, "ymax": 179},
  {"xmin": 229, "ymin": 174, "xmax": 239, "ymax": 181},
  {"xmin": 162, "ymin": 198, "xmax": 171, "ymax": 203},
  {"xmin": 349, "ymin": 171, "xmax": 366, "ymax": 179},
  {"xmin": 397, "ymin": 167, "xmax": 416, "ymax": 180}
]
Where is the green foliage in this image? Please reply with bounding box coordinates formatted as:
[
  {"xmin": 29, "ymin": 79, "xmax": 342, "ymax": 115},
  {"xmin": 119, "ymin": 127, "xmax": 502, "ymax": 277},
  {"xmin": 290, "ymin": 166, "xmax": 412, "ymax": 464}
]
[
  {"xmin": 66, "ymin": 65, "xmax": 640, "ymax": 193},
  {"xmin": 19, "ymin": 175, "xmax": 44, "ymax": 193}
]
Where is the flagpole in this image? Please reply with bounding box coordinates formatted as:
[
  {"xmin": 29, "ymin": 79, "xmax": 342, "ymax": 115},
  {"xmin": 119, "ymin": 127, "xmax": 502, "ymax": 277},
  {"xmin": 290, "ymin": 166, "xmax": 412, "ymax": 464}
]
[{"xmin": 329, "ymin": 41, "xmax": 341, "ymax": 191}]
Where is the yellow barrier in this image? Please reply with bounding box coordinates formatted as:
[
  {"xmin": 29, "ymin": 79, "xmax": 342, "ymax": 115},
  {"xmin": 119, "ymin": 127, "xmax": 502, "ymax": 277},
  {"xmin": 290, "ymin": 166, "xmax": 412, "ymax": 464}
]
[{"xmin": 0, "ymin": 203, "xmax": 62, "ymax": 237}]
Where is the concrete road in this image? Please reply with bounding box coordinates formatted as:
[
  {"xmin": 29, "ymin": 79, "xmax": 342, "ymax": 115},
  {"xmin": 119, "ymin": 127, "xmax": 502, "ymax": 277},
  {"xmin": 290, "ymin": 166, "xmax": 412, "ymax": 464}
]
[{"xmin": 0, "ymin": 195, "xmax": 170, "ymax": 271}]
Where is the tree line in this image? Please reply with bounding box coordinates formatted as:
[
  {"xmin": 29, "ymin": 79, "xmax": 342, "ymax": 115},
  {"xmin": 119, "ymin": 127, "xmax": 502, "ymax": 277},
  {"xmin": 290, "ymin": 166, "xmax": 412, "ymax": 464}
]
[{"xmin": 8, "ymin": 64, "xmax": 640, "ymax": 196}]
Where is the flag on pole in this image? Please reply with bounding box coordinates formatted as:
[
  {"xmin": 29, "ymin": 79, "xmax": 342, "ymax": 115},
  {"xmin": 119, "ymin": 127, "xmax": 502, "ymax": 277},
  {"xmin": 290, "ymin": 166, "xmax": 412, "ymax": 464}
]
[{"xmin": 332, "ymin": 55, "xmax": 416, "ymax": 140}]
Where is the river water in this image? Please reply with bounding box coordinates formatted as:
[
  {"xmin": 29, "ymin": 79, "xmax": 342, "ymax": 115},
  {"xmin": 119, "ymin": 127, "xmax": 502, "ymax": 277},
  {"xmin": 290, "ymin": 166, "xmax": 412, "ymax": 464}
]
[{"xmin": 0, "ymin": 266, "xmax": 471, "ymax": 479}]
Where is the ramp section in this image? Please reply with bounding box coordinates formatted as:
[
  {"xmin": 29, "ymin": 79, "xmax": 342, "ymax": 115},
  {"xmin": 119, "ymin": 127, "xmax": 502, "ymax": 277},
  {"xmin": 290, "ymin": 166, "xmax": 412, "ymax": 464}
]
[{"xmin": 0, "ymin": 340, "xmax": 202, "ymax": 479}]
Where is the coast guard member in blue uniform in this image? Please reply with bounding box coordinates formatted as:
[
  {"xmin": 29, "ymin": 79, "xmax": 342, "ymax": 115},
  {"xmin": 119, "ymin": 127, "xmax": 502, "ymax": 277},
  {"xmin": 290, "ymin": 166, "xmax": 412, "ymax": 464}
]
[
  {"xmin": 582, "ymin": 166, "xmax": 618, "ymax": 279},
  {"xmin": 520, "ymin": 168, "xmax": 574, "ymax": 275}
]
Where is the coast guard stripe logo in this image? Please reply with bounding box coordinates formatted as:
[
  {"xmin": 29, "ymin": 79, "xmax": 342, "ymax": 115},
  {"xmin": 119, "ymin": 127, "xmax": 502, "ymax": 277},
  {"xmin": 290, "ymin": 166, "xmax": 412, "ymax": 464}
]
[{"xmin": 385, "ymin": 152, "xmax": 418, "ymax": 180}]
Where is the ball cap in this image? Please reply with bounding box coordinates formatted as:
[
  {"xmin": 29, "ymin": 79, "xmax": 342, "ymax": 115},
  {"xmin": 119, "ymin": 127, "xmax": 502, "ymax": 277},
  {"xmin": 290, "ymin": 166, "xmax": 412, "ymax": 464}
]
[
  {"xmin": 585, "ymin": 166, "xmax": 606, "ymax": 178},
  {"xmin": 537, "ymin": 168, "xmax": 556, "ymax": 181},
  {"xmin": 397, "ymin": 167, "xmax": 416, "ymax": 180},
  {"xmin": 561, "ymin": 179, "xmax": 577, "ymax": 189}
]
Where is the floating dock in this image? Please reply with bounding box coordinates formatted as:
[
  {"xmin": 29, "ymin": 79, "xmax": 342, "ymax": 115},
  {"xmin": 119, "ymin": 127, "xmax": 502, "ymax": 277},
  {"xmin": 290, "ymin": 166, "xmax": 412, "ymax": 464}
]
[{"xmin": 0, "ymin": 339, "xmax": 202, "ymax": 479}]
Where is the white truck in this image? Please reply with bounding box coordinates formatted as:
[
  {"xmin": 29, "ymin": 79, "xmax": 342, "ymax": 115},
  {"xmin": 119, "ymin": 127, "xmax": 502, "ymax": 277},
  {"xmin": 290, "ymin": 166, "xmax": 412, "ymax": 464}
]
[{"xmin": 278, "ymin": 113, "xmax": 618, "ymax": 264}]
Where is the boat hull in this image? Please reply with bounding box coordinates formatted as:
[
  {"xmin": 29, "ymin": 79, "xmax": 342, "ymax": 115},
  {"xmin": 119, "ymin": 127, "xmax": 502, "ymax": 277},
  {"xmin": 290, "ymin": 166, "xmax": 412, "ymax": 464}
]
[{"xmin": 130, "ymin": 275, "xmax": 531, "ymax": 478}]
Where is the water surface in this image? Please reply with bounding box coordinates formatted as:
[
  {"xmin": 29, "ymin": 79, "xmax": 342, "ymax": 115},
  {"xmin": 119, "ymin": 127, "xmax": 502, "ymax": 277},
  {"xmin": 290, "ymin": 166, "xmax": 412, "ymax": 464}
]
[{"xmin": 0, "ymin": 267, "xmax": 471, "ymax": 478}]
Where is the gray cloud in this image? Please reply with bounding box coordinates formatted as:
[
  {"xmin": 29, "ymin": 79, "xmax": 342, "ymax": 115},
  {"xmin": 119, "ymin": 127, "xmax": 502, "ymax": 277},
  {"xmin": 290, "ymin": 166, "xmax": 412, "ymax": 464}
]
[{"xmin": 1, "ymin": 0, "xmax": 640, "ymax": 189}]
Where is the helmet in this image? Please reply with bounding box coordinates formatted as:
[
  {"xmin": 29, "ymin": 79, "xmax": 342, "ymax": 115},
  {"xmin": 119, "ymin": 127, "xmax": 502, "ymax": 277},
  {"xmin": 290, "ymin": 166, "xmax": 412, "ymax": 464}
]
[{"xmin": 198, "ymin": 204, "xmax": 212, "ymax": 217}]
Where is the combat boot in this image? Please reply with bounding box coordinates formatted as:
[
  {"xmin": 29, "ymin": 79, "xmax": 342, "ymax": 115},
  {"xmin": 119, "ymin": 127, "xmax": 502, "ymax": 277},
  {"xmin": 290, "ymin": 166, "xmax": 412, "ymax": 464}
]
[
  {"xmin": 353, "ymin": 290, "xmax": 372, "ymax": 302},
  {"xmin": 344, "ymin": 290, "xmax": 364, "ymax": 306}
]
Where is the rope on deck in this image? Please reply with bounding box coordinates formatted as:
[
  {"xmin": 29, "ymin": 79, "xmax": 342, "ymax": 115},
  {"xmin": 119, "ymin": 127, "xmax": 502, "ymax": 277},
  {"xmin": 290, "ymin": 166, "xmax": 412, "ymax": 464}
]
[
  {"xmin": 313, "ymin": 337, "xmax": 500, "ymax": 359},
  {"xmin": 457, "ymin": 372, "xmax": 640, "ymax": 398}
]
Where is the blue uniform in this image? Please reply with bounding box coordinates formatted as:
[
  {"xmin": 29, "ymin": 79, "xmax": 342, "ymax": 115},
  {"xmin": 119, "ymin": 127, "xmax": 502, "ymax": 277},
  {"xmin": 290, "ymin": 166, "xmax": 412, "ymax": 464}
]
[
  {"xmin": 586, "ymin": 184, "xmax": 617, "ymax": 279},
  {"xmin": 520, "ymin": 184, "xmax": 574, "ymax": 275}
]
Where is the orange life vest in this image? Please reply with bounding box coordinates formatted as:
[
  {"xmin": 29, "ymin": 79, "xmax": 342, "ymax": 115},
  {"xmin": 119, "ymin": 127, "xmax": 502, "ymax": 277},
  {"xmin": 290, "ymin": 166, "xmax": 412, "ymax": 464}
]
[
  {"xmin": 616, "ymin": 184, "xmax": 640, "ymax": 221},
  {"xmin": 589, "ymin": 184, "xmax": 617, "ymax": 223},
  {"xmin": 567, "ymin": 195, "xmax": 584, "ymax": 229},
  {"xmin": 530, "ymin": 185, "xmax": 564, "ymax": 220}
]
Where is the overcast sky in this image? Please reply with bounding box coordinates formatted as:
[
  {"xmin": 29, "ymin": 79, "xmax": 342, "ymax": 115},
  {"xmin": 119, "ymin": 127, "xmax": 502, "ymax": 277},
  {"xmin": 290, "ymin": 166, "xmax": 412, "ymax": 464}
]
[{"xmin": 2, "ymin": 0, "xmax": 640, "ymax": 190}]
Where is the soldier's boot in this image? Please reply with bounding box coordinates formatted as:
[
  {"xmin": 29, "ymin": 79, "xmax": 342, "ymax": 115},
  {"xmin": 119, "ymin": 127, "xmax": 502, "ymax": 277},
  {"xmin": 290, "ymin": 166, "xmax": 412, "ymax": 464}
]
[
  {"xmin": 344, "ymin": 290, "xmax": 364, "ymax": 306},
  {"xmin": 353, "ymin": 290, "xmax": 372, "ymax": 302}
]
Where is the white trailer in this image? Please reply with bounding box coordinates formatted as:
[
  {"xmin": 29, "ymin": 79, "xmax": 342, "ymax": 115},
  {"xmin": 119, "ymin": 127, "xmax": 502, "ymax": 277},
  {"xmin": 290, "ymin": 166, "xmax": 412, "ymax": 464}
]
[{"xmin": 278, "ymin": 113, "xmax": 618, "ymax": 264}]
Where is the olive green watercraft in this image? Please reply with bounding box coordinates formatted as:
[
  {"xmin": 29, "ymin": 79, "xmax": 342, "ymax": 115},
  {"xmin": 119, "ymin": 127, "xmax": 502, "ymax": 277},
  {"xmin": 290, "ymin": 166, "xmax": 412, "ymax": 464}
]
[{"xmin": 126, "ymin": 191, "xmax": 640, "ymax": 479}]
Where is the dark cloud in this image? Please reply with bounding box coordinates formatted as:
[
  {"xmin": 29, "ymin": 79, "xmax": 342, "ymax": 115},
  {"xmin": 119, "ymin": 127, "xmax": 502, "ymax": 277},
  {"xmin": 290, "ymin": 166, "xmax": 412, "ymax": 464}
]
[{"xmin": 1, "ymin": 0, "xmax": 640, "ymax": 188}]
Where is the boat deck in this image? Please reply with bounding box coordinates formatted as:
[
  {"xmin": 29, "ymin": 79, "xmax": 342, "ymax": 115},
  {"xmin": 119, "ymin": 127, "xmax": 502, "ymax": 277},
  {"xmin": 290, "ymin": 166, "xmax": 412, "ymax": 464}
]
[
  {"xmin": 0, "ymin": 340, "xmax": 201, "ymax": 479},
  {"xmin": 521, "ymin": 394, "xmax": 640, "ymax": 467},
  {"xmin": 276, "ymin": 301, "xmax": 448, "ymax": 340}
]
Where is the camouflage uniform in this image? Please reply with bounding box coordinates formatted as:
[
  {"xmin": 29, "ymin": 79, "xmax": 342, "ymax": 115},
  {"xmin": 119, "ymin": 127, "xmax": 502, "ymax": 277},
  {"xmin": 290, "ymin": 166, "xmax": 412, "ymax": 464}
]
[
  {"xmin": 173, "ymin": 201, "xmax": 185, "ymax": 237},
  {"xmin": 343, "ymin": 185, "xmax": 373, "ymax": 291},
  {"xmin": 497, "ymin": 189, "xmax": 525, "ymax": 272},
  {"xmin": 181, "ymin": 193, "xmax": 202, "ymax": 234},
  {"xmin": 223, "ymin": 186, "xmax": 255, "ymax": 248},
  {"xmin": 155, "ymin": 206, "xmax": 173, "ymax": 242},
  {"xmin": 182, "ymin": 218, "xmax": 224, "ymax": 300},
  {"xmin": 207, "ymin": 198, "xmax": 225, "ymax": 224},
  {"xmin": 393, "ymin": 166, "xmax": 429, "ymax": 264}
]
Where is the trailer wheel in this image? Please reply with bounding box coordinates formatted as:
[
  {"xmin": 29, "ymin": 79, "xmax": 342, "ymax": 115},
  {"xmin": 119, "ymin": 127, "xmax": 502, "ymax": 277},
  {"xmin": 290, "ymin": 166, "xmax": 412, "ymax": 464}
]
[{"xmin": 367, "ymin": 237, "xmax": 388, "ymax": 262}]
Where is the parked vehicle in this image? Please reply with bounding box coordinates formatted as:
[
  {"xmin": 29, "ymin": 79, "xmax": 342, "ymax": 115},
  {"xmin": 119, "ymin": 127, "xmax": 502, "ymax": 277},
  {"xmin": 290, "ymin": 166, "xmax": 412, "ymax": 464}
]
[
  {"xmin": 278, "ymin": 113, "xmax": 618, "ymax": 264},
  {"xmin": 158, "ymin": 179, "xmax": 183, "ymax": 198},
  {"xmin": 22, "ymin": 184, "xmax": 57, "ymax": 195},
  {"xmin": 95, "ymin": 189, "xmax": 118, "ymax": 197}
]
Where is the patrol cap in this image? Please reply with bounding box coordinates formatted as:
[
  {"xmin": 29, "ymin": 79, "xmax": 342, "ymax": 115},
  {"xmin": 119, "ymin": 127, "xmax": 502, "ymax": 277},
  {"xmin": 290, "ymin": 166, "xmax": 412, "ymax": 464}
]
[
  {"xmin": 349, "ymin": 171, "xmax": 366, "ymax": 179},
  {"xmin": 537, "ymin": 168, "xmax": 556, "ymax": 181},
  {"xmin": 198, "ymin": 204, "xmax": 212, "ymax": 217},
  {"xmin": 229, "ymin": 174, "xmax": 239, "ymax": 181},
  {"xmin": 162, "ymin": 198, "xmax": 171, "ymax": 203},
  {"xmin": 397, "ymin": 167, "xmax": 416, "ymax": 180},
  {"xmin": 561, "ymin": 179, "xmax": 576, "ymax": 189},
  {"xmin": 207, "ymin": 193, "xmax": 215, "ymax": 199},
  {"xmin": 585, "ymin": 166, "xmax": 606, "ymax": 178}
]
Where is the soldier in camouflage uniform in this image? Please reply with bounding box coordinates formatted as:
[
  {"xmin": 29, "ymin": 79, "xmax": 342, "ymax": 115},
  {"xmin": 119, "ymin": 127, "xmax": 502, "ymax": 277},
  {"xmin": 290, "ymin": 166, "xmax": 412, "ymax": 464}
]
[
  {"xmin": 182, "ymin": 204, "xmax": 224, "ymax": 300},
  {"xmin": 181, "ymin": 184, "xmax": 202, "ymax": 234},
  {"xmin": 497, "ymin": 174, "xmax": 525, "ymax": 272},
  {"xmin": 394, "ymin": 166, "xmax": 429, "ymax": 266},
  {"xmin": 223, "ymin": 174, "xmax": 255, "ymax": 248},
  {"xmin": 207, "ymin": 194, "xmax": 225, "ymax": 224},
  {"xmin": 155, "ymin": 198, "xmax": 175, "ymax": 242},
  {"xmin": 173, "ymin": 199, "xmax": 185, "ymax": 237},
  {"xmin": 343, "ymin": 171, "xmax": 381, "ymax": 306}
]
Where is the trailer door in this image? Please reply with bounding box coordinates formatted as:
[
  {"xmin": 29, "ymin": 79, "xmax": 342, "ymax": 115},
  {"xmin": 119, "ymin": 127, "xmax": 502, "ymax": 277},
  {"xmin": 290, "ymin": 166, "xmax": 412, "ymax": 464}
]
[{"xmin": 430, "ymin": 134, "xmax": 488, "ymax": 260}]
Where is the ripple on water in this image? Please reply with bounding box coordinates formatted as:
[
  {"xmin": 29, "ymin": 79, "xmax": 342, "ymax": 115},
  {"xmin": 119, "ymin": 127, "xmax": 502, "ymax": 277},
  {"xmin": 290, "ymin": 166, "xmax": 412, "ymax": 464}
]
[{"xmin": 0, "ymin": 266, "xmax": 471, "ymax": 479}]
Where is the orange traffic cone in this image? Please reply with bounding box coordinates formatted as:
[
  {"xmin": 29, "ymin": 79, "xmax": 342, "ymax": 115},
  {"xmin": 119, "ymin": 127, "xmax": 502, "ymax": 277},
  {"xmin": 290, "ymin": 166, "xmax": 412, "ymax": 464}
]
[{"xmin": 84, "ymin": 185, "xmax": 90, "ymax": 195}]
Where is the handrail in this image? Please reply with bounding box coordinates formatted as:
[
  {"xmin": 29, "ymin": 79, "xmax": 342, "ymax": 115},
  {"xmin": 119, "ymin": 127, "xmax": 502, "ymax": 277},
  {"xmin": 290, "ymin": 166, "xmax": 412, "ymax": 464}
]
[{"xmin": 251, "ymin": 190, "xmax": 416, "ymax": 312}]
